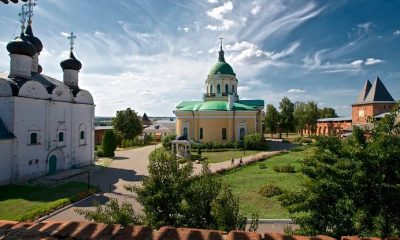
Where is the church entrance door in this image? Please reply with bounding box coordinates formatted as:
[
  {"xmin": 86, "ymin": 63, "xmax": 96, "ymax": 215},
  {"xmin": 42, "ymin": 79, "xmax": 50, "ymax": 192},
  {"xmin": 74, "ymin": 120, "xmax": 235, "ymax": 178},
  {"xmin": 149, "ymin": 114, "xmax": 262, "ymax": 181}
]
[{"xmin": 48, "ymin": 155, "xmax": 57, "ymax": 175}]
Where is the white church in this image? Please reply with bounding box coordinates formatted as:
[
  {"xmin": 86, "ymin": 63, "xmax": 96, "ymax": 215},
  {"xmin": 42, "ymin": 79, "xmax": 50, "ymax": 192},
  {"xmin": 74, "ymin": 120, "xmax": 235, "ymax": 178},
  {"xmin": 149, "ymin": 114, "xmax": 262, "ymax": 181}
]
[{"xmin": 0, "ymin": 3, "xmax": 95, "ymax": 185}]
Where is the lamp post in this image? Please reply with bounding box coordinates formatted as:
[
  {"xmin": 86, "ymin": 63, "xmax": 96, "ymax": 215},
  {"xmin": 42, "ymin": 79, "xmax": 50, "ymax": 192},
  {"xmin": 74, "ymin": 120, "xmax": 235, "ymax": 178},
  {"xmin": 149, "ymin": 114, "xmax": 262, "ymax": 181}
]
[{"xmin": 278, "ymin": 121, "xmax": 282, "ymax": 139}]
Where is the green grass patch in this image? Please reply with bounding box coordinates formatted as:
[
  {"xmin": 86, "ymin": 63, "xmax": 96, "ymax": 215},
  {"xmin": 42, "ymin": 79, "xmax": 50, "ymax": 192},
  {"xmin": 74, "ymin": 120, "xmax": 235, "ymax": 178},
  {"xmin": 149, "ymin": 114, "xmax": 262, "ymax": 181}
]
[
  {"xmin": 195, "ymin": 150, "xmax": 261, "ymax": 163},
  {"xmin": 219, "ymin": 146, "xmax": 315, "ymax": 219},
  {"xmin": 0, "ymin": 182, "xmax": 95, "ymax": 221}
]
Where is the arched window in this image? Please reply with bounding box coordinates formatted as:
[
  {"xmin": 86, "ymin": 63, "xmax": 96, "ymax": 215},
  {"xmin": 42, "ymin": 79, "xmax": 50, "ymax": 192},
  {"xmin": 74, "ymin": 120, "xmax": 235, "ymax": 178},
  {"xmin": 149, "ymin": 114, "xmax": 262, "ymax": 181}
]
[
  {"xmin": 183, "ymin": 127, "xmax": 188, "ymax": 138},
  {"xmin": 225, "ymin": 84, "xmax": 229, "ymax": 94},
  {"xmin": 210, "ymin": 85, "xmax": 213, "ymax": 94},
  {"xmin": 232, "ymin": 85, "xmax": 235, "ymax": 93},
  {"xmin": 30, "ymin": 133, "xmax": 37, "ymax": 144},
  {"xmin": 199, "ymin": 128, "xmax": 203, "ymax": 139},
  {"xmin": 79, "ymin": 124, "xmax": 87, "ymax": 145},
  {"xmin": 80, "ymin": 131, "xmax": 85, "ymax": 140},
  {"xmin": 240, "ymin": 128, "xmax": 245, "ymax": 140},
  {"xmin": 217, "ymin": 84, "xmax": 221, "ymax": 94},
  {"xmin": 58, "ymin": 132, "xmax": 64, "ymax": 142},
  {"xmin": 222, "ymin": 128, "xmax": 227, "ymax": 140}
]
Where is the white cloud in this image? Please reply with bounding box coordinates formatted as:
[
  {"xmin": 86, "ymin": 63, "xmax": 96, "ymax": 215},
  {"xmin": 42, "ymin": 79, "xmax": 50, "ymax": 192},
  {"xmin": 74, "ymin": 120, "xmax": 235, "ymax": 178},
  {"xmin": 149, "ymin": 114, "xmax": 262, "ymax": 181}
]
[
  {"xmin": 206, "ymin": 1, "xmax": 235, "ymax": 31},
  {"xmin": 394, "ymin": 30, "xmax": 400, "ymax": 35},
  {"xmin": 178, "ymin": 26, "xmax": 190, "ymax": 32},
  {"xmin": 60, "ymin": 32, "xmax": 70, "ymax": 37},
  {"xmin": 365, "ymin": 58, "xmax": 384, "ymax": 65},
  {"xmin": 288, "ymin": 89, "xmax": 305, "ymax": 93},
  {"xmin": 208, "ymin": 0, "xmax": 218, "ymax": 3},
  {"xmin": 303, "ymin": 51, "xmax": 384, "ymax": 73},
  {"xmin": 251, "ymin": 1, "xmax": 262, "ymax": 15},
  {"xmin": 218, "ymin": 41, "xmax": 299, "ymax": 67}
]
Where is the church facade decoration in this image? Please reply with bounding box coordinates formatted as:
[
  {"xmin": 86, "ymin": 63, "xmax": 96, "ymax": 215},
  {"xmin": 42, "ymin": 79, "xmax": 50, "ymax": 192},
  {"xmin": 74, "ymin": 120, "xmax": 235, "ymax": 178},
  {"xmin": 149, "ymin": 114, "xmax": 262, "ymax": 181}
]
[
  {"xmin": 174, "ymin": 39, "xmax": 264, "ymax": 142},
  {"xmin": 0, "ymin": 1, "xmax": 95, "ymax": 185}
]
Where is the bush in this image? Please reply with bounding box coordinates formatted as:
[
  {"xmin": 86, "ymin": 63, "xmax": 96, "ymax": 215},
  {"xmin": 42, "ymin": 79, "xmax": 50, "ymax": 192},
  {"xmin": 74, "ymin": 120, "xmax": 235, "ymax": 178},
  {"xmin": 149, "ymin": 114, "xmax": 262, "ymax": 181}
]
[
  {"xmin": 258, "ymin": 163, "xmax": 267, "ymax": 169},
  {"xmin": 244, "ymin": 133, "xmax": 269, "ymax": 150},
  {"xmin": 273, "ymin": 164, "xmax": 296, "ymax": 173},
  {"xmin": 293, "ymin": 137, "xmax": 312, "ymax": 144},
  {"xmin": 102, "ymin": 130, "xmax": 117, "ymax": 157},
  {"xmin": 121, "ymin": 137, "xmax": 147, "ymax": 148},
  {"xmin": 258, "ymin": 184, "xmax": 283, "ymax": 198},
  {"xmin": 191, "ymin": 141, "xmax": 243, "ymax": 151},
  {"xmin": 162, "ymin": 134, "xmax": 177, "ymax": 149}
]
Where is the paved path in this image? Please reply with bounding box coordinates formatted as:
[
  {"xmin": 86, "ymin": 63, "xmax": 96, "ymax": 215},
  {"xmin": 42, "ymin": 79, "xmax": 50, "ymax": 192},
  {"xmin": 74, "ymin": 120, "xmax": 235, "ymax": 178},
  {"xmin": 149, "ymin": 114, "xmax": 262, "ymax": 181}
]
[
  {"xmin": 45, "ymin": 144, "xmax": 157, "ymax": 221},
  {"xmin": 45, "ymin": 142, "xmax": 297, "ymax": 232}
]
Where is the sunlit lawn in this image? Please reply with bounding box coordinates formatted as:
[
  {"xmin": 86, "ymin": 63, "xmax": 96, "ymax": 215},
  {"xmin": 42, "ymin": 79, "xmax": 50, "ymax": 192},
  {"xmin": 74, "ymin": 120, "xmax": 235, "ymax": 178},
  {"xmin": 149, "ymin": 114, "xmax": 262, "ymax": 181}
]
[
  {"xmin": 219, "ymin": 145, "xmax": 314, "ymax": 219},
  {"xmin": 0, "ymin": 182, "xmax": 94, "ymax": 221},
  {"xmin": 193, "ymin": 150, "xmax": 262, "ymax": 163}
]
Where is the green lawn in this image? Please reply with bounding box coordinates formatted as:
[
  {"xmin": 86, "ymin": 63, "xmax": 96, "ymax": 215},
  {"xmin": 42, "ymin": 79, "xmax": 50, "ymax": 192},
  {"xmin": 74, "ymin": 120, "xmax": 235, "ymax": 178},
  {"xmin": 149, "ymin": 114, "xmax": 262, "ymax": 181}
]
[
  {"xmin": 194, "ymin": 150, "xmax": 261, "ymax": 163},
  {"xmin": 0, "ymin": 182, "xmax": 94, "ymax": 221},
  {"xmin": 219, "ymin": 145, "xmax": 314, "ymax": 219}
]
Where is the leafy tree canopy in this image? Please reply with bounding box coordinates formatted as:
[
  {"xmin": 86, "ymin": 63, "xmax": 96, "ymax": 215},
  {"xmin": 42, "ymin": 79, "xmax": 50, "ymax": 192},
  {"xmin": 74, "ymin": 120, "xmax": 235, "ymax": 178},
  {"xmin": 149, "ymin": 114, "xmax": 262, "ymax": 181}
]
[{"xmin": 112, "ymin": 108, "xmax": 143, "ymax": 140}]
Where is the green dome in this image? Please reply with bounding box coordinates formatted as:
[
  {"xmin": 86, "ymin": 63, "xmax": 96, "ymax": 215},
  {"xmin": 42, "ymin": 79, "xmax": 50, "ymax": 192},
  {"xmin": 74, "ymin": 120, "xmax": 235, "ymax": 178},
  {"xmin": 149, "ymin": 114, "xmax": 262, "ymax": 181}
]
[{"xmin": 209, "ymin": 62, "xmax": 235, "ymax": 76}]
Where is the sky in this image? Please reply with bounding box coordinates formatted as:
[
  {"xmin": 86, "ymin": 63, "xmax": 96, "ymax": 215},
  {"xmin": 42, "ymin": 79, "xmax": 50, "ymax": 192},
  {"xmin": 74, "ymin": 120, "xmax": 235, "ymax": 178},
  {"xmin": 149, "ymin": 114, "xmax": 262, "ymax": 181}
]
[{"xmin": 0, "ymin": 0, "xmax": 399, "ymax": 117}]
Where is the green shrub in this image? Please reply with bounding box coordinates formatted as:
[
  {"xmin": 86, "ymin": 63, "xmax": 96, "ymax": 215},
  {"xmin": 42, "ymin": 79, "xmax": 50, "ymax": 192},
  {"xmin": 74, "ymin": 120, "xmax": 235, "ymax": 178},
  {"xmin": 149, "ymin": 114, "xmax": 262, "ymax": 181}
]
[
  {"xmin": 258, "ymin": 184, "xmax": 283, "ymax": 198},
  {"xmin": 162, "ymin": 134, "xmax": 177, "ymax": 149},
  {"xmin": 191, "ymin": 141, "xmax": 243, "ymax": 151},
  {"xmin": 273, "ymin": 164, "xmax": 296, "ymax": 173},
  {"xmin": 102, "ymin": 130, "xmax": 117, "ymax": 157},
  {"xmin": 96, "ymin": 151, "xmax": 104, "ymax": 157},
  {"xmin": 258, "ymin": 163, "xmax": 267, "ymax": 169},
  {"xmin": 244, "ymin": 133, "xmax": 269, "ymax": 150}
]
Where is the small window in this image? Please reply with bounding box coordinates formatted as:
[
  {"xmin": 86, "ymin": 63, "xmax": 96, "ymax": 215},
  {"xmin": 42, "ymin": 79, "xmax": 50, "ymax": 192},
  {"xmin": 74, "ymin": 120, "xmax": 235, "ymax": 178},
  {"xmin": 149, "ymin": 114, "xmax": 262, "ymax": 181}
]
[
  {"xmin": 183, "ymin": 127, "xmax": 188, "ymax": 138},
  {"xmin": 35, "ymin": 159, "xmax": 39, "ymax": 164},
  {"xmin": 222, "ymin": 128, "xmax": 227, "ymax": 140},
  {"xmin": 80, "ymin": 131, "xmax": 85, "ymax": 140},
  {"xmin": 210, "ymin": 85, "xmax": 213, "ymax": 94},
  {"xmin": 30, "ymin": 133, "xmax": 38, "ymax": 144},
  {"xmin": 232, "ymin": 85, "xmax": 235, "ymax": 93},
  {"xmin": 58, "ymin": 132, "xmax": 64, "ymax": 142},
  {"xmin": 29, "ymin": 160, "xmax": 32, "ymax": 165},
  {"xmin": 217, "ymin": 84, "xmax": 221, "ymax": 94},
  {"xmin": 225, "ymin": 84, "xmax": 229, "ymax": 94},
  {"xmin": 200, "ymin": 128, "xmax": 203, "ymax": 139},
  {"xmin": 239, "ymin": 128, "xmax": 245, "ymax": 140}
]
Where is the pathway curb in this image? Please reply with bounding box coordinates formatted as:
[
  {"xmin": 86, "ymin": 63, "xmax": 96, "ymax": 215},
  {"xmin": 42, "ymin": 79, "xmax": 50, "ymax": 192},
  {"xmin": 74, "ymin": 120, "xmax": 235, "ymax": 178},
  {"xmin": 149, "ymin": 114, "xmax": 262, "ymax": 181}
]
[{"xmin": 35, "ymin": 194, "xmax": 96, "ymax": 223}]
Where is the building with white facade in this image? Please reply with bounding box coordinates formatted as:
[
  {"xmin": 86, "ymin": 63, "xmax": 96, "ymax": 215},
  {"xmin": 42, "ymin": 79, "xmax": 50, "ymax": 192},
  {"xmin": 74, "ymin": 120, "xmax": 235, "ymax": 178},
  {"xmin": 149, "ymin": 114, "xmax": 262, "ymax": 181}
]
[{"xmin": 0, "ymin": 5, "xmax": 94, "ymax": 185}]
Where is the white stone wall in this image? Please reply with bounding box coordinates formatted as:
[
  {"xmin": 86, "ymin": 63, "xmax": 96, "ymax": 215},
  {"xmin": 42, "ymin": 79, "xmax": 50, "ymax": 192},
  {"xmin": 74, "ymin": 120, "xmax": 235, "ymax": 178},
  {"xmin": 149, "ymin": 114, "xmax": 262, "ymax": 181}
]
[
  {"xmin": 0, "ymin": 140, "xmax": 13, "ymax": 185},
  {"xmin": 0, "ymin": 94, "xmax": 94, "ymax": 183}
]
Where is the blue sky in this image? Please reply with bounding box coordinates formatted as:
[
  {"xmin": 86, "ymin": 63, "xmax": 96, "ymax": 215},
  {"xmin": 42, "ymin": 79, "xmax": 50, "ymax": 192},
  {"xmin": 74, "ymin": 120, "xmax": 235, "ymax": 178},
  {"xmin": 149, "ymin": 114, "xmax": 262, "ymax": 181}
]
[{"xmin": 1, "ymin": 0, "xmax": 399, "ymax": 117}]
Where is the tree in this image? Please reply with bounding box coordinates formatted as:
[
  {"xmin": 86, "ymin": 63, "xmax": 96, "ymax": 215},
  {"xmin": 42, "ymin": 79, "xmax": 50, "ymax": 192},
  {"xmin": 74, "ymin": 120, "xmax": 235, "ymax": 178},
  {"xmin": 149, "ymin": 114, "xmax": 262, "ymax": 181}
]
[
  {"xmin": 305, "ymin": 101, "xmax": 319, "ymax": 136},
  {"xmin": 102, "ymin": 130, "xmax": 117, "ymax": 157},
  {"xmin": 265, "ymin": 104, "xmax": 279, "ymax": 138},
  {"xmin": 279, "ymin": 97, "xmax": 295, "ymax": 137},
  {"xmin": 319, "ymin": 107, "xmax": 338, "ymax": 118},
  {"xmin": 280, "ymin": 109, "xmax": 400, "ymax": 238},
  {"xmin": 74, "ymin": 198, "xmax": 142, "ymax": 226},
  {"xmin": 129, "ymin": 150, "xmax": 193, "ymax": 228},
  {"xmin": 112, "ymin": 108, "xmax": 143, "ymax": 140},
  {"xmin": 182, "ymin": 163, "xmax": 247, "ymax": 231},
  {"xmin": 293, "ymin": 102, "xmax": 308, "ymax": 136}
]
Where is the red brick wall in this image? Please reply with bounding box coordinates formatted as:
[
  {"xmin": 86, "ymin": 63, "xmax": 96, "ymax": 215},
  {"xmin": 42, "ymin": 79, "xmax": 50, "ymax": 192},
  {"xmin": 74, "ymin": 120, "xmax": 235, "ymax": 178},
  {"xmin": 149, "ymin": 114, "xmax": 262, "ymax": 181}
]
[{"xmin": 352, "ymin": 103, "xmax": 395, "ymax": 124}]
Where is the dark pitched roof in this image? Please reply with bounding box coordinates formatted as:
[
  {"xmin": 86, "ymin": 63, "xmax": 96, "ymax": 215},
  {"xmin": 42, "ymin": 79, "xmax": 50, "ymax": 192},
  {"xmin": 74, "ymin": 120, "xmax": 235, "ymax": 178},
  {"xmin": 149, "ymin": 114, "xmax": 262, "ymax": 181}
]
[
  {"xmin": 0, "ymin": 118, "xmax": 14, "ymax": 139},
  {"xmin": 142, "ymin": 113, "xmax": 150, "ymax": 122},
  {"xmin": 355, "ymin": 80, "xmax": 372, "ymax": 103},
  {"xmin": 364, "ymin": 77, "xmax": 395, "ymax": 103}
]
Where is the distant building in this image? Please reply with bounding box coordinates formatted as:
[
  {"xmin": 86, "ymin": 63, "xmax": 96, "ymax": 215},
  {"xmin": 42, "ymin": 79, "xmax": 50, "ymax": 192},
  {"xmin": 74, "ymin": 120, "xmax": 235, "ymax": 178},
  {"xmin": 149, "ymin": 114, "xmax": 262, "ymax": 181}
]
[
  {"xmin": 0, "ymin": 6, "xmax": 94, "ymax": 185},
  {"xmin": 309, "ymin": 77, "xmax": 397, "ymax": 136},
  {"xmin": 143, "ymin": 118, "xmax": 176, "ymax": 141},
  {"xmin": 174, "ymin": 41, "xmax": 264, "ymax": 142}
]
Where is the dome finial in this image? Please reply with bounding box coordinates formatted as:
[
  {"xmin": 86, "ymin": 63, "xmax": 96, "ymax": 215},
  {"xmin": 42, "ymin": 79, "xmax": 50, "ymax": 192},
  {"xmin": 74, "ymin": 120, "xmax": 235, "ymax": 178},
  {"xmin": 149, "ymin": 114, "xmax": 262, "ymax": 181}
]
[
  {"xmin": 24, "ymin": 0, "xmax": 37, "ymax": 25},
  {"xmin": 68, "ymin": 31, "xmax": 77, "ymax": 55},
  {"xmin": 218, "ymin": 36, "xmax": 225, "ymax": 62},
  {"xmin": 18, "ymin": 4, "xmax": 27, "ymax": 33}
]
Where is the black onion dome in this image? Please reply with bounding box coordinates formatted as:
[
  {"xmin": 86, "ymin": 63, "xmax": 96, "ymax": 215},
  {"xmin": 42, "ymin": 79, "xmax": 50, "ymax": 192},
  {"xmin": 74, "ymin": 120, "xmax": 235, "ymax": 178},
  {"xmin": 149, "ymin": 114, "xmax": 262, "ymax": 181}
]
[
  {"xmin": 60, "ymin": 51, "xmax": 82, "ymax": 71},
  {"xmin": 6, "ymin": 33, "xmax": 36, "ymax": 57},
  {"xmin": 25, "ymin": 25, "xmax": 43, "ymax": 53}
]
